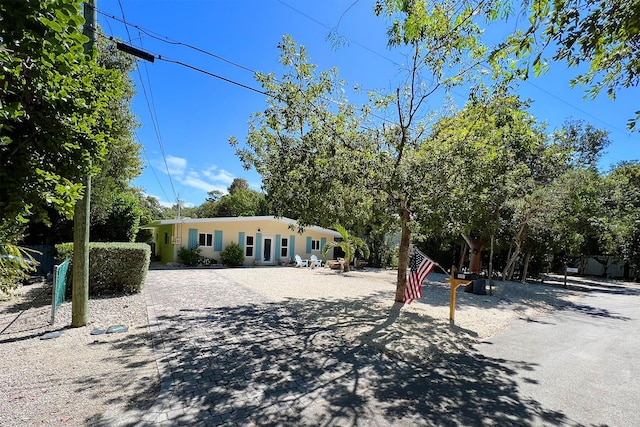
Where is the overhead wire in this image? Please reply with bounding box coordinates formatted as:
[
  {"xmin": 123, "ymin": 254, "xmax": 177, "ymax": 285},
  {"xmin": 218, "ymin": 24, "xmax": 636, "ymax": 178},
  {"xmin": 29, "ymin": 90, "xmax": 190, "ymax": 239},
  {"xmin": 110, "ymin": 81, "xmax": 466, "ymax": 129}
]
[
  {"xmin": 97, "ymin": 13, "xmax": 174, "ymax": 201},
  {"xmin": 99, "ymin": 3, "xmax": 634, "ymax": 170},
  {"xmin": 278, "ymin": 0, "xmax": 637, "ymax": 156},
  {"xmin": 115, "ymin": 0, "xmax": 179, "ymax": 206},
  {"xmin": 96, "ymin": 7, "xmax": 399, "ymax": 130}
]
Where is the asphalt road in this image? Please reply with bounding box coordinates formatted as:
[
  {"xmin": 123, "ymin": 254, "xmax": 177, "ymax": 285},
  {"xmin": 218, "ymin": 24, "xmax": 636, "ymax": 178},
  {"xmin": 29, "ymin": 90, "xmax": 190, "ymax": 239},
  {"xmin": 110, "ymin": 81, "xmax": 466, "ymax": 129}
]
[{"xmin": 477, "ymin": 280, "xmax": 640, "ymax": 427}]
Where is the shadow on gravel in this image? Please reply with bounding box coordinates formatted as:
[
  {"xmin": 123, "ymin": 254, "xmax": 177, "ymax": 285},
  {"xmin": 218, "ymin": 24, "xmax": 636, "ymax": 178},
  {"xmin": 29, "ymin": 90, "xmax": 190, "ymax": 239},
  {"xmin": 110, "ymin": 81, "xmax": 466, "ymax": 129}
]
[
  {"xmin": 0, "ymin": 278, "xmax": 52, "ymax": 314},
  {"xmin": 422, "ymin": 273, "xmax": 634, "ymax": 323},
  {"xmin": 80, "ymin": 326, "xmax": 160, "ymax": 426},
  {"xmin": 91, "ymin": 294, "xmax": 574, "ymax": 426}
]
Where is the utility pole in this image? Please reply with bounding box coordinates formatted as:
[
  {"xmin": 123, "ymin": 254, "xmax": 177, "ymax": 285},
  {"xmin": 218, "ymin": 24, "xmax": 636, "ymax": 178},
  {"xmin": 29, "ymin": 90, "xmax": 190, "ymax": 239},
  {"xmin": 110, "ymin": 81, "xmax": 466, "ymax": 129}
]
[{"xmin": 71, "ymin": 0, "xmax": 96, "ymax": 327}]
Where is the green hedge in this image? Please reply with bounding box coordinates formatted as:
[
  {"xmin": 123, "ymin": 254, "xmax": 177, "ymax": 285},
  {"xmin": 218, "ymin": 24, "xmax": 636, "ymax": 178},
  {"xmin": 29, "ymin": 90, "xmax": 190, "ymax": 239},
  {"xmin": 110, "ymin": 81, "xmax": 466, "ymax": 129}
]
[{"xmin": 55, "ymin": 242, "xmax": 150, "ymax": 295}]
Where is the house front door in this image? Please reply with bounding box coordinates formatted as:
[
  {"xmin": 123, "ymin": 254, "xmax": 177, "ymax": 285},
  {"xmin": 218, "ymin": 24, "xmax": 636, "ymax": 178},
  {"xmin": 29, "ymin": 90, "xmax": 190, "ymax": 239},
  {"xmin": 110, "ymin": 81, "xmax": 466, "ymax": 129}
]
[{"xmin": 262, "ymin": 236, "xmax": 274, "ymax": 264}]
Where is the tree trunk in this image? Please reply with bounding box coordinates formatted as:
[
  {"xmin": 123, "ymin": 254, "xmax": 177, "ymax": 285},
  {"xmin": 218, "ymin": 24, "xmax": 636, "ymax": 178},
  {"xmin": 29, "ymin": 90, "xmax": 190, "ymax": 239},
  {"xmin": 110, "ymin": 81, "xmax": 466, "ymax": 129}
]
[
  {"xmin": 343, "ymin": 260, "xmax": 351, "ymax": 273},
  {"xmin": 395, "ymin": 208, "xmax": 411, "ymax": 302},
  {"xmin": 507, "ymin": 253, "xmax": 518, "ymax": 281},
  {"xmin": 488, "ymin": 235, "xmax": 494, "ymax": 295},
  {"xmin": 458, "ymin": 242, "xmax": 467, "ymax": 271},
  {"xmin": 521, "ymin": 251, "xmax": 531, "ymax": 283},
  {"xmin": 462, "ymin": 235, "xmax": 486, "ymax": 273},
  {"xmin": 503, "ymin": 248, "xmax": 521, "ymax": 281},
  {"xmin": 503, "ymin": 243, "xmax": 513, "ymax": 280}
]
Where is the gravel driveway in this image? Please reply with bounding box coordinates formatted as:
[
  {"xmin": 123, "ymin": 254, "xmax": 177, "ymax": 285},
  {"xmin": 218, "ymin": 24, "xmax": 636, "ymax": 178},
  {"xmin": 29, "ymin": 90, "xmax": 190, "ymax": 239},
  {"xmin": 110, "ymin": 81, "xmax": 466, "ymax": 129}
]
[{"xmin": 1, "ymin": 267, "xmax": 587, "ymax": 426}]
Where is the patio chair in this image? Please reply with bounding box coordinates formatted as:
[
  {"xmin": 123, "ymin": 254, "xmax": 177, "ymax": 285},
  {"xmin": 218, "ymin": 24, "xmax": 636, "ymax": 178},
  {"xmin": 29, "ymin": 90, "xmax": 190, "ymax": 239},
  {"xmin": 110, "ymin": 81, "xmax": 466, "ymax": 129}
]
[
  {"xmin": 295, "ymin": 254, "xmax": 308, "ymax": 268},
  {"xmin": 327, "ymin": 258, "xmax": 345, "ymax": 270},
  {"xmin": 310, "ymin": 255, "xmax": 323, "ymax": 268}
]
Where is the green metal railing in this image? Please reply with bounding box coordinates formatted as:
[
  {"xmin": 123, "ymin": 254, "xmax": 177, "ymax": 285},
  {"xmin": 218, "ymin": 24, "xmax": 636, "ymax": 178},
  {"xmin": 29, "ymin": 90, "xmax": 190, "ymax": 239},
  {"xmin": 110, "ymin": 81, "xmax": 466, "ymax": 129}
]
[{"xmin": 50, "ymin": 259, "xmax": 70, "ymax": 325}]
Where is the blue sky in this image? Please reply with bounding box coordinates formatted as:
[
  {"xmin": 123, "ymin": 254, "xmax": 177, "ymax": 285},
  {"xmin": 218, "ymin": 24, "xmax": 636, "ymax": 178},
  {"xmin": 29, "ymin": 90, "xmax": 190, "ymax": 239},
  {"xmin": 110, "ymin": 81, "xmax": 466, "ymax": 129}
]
[{"xmin": 97, "ymin": 1, "xmax": 639, "ymax": 208}]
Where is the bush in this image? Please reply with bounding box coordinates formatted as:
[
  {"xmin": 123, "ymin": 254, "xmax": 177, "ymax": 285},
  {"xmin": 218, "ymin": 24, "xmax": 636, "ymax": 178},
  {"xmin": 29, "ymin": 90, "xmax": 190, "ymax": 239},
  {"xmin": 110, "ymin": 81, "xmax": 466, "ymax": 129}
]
[
  {"xmin": 178, "ymin": 246, "xmax": 201, "ymax": 266},
  {"xmin": 1, "ymin": 223, "xmax": 38, "ymax": 296},
  {"xmin": 55, "ymin": 242, "xmax": 150, "ymax": 295},
  {"xmin": 1, "ymin": 245, "xmax": 38, "ymax": 296},
  {"xmin": 220, "ymin": 242, "xmax": 245, "ymax": 266}
]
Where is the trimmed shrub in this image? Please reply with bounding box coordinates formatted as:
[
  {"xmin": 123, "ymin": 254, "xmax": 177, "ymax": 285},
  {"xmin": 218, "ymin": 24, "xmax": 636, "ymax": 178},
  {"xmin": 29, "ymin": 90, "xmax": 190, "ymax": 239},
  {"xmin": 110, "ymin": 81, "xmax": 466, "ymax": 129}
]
[
  {"xmin": 54, "ymin": 242, "xmax": 150, "ymax": 295},
  {"xmin": 220, "ymin": 242, "xmax": 245, "ymax": 266},
  {"xmin": 178, "ymin": 246, "xmax": 201, "ymax": 266}
]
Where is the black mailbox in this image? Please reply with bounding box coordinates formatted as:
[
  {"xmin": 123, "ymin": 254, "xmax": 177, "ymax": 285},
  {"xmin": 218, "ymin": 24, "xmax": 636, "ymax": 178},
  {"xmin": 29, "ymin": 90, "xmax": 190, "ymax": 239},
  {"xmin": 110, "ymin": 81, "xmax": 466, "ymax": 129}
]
[{"xmin": 454, "ymin": 272, "xmax": 480, "ymax": 280}]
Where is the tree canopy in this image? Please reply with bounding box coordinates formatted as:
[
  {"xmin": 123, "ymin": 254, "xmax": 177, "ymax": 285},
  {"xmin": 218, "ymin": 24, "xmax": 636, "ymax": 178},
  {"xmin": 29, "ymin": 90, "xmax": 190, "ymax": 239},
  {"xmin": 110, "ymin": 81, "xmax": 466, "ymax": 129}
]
[
  {"xmin": 499, "ymin": 0, "xmax": 640, "ymax": 128},
  {"xmin": 0, "ymin": 0, "xmax": 132, "ymax": 227}
]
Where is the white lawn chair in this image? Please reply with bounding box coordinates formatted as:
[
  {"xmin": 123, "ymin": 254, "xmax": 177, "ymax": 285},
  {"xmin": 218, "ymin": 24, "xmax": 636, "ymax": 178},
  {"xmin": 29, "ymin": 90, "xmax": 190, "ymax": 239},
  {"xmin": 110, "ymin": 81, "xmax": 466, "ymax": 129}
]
[
  {"xmin": 295, "ymin": 254, "xmax": 308, "ymax": 268},
  {"xmin": 310, "ymin": 255, "xmax": 323, "ymax": 268}
]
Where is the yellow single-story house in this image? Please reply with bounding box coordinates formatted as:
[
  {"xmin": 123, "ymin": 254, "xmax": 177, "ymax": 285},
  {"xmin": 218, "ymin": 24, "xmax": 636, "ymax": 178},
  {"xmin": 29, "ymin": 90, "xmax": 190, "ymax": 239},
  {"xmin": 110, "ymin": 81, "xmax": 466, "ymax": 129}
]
[{"xmin": 141, "ymin": 216, "xmax": 342, "ymax": 266}]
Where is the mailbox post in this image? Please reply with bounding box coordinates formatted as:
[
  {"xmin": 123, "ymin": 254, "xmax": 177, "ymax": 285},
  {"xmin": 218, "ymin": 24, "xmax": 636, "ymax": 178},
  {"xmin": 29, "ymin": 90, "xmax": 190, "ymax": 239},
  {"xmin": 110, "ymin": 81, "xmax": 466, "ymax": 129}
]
[{"xmin": 444, "ymin": 266, "xmax": 473, "ymax": 323}]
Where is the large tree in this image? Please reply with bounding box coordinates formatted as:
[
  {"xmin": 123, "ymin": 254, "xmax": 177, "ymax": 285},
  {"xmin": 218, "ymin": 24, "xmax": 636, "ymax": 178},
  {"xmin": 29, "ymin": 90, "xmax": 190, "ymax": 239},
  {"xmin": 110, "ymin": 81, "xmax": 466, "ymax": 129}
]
[
  {"xmin": 232, "ymin": 35, "xmax": 371, "ymax": 231},
  {"xmin": 235, "ymin": 2, "xmax": 505, "ymax": 302},
  {"xmin": 367, "ymin": 0, "xmax": 518, "ymax": 299},
  {"xmin": 500, "ymin": 0, "xmax": 640, "ymax": 128},
  {"xmin": 422, "ymin": 87, "xmax": 548, "ymax": 272},
  {"xmin": 20, "ymin": 31, "xmax": 144, "ymax": 245},
  {"xmin": 602, "ymin": 161, "xmax": 640, "ymax": 279},
  {"xmin": 0, "ymin": 0, "xmax": 128, "ymax": 227}
]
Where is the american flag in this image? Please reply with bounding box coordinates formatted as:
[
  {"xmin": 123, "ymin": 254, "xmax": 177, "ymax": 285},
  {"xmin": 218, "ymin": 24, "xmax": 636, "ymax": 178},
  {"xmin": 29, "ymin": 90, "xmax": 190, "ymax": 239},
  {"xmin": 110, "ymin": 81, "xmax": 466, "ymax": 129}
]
[{"xmin": 404, "ymin": 248, "xmax": 436, "ymax": 304}]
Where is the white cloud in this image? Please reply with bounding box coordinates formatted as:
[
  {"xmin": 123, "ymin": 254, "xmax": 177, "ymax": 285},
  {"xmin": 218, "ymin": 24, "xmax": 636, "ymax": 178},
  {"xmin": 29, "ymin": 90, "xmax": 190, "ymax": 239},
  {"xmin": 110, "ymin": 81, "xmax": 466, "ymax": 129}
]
[
  {"xmin": 164, "ymin": 156, "xmax": 187, "ymax": 175},
  {"xmin": 153, "ymin": 156, "xmax": 248, "ymax": 198},
  {"xmin": 202, "ymin": 166, "xmax": 235, "ymax": 185},
  {"xmin": 178, "ymin": 170, "xmax": 228, "ymax": 193}
]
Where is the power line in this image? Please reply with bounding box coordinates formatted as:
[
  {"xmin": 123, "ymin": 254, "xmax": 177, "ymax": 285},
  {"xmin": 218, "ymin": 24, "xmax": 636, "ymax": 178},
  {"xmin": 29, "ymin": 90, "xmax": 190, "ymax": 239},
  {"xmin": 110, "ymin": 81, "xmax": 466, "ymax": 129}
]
[
  {"xmin": 97, "ymin": 7, "xmax": 400, "ymax": 129},
  {"xmin": 99, "ymin": 4, "xmax": 635, "ymax": 172},
  {"xmin": 114, "ymin": 0, "xmax": 179, "ymax": 205},
  {"xmin": 156, "ymin": 56, "xmax": 268, "ymax": 96},
  {"xmin": 277, "ymin": 0, "xmax": 402, "ymax": 67},
  {"xmin": 96, "ymin": 9, "xmax": 256, "ymax": 73},
  {"xmin": 139, "ymin": 143, "xmax": 171, "ymax": 202},
  {"xmin": 99, "ymin": 3, "xmax": 634, "ymax": 143}
]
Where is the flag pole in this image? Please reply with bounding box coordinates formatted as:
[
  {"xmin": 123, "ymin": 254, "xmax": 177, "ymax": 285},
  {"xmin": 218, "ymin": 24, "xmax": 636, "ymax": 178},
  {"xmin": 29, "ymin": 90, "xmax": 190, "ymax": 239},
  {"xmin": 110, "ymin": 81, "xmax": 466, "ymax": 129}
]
[{"xmin": 408, "ymin": 244, "xmax": 449, "ymax": 276}]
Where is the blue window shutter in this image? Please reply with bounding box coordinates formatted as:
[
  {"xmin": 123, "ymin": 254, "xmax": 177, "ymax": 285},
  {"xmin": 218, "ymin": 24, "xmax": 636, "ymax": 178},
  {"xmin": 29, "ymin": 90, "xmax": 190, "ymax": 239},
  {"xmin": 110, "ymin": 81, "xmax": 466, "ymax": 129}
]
[
  {"xmin": 275, "ymin": 234, "xmax": 281, "ymax": 261},
  {"xmin": 289, "ymin": 235, "xmax": 295, "ymax": 260},
  {"xmin": 214, "ymin": 230, "xmax": 223, "ymax": 251},
  {"xmin": 321, "ymin": 237, "xmax": 326, "ymax": 254},
  {"xmin": 255, "ymin": 233, "xmax": 262, "ymax": 259},
  {"xmin": 238, "ymin": 232, "xmax": 245, "ymax": 248},
  {"xmin": 306, "ymin": 236, "xmax": 312, "ymax": 253},
  {"xmin": 188, "ymin": 229, "xmax": 198, "ymax": 249}
]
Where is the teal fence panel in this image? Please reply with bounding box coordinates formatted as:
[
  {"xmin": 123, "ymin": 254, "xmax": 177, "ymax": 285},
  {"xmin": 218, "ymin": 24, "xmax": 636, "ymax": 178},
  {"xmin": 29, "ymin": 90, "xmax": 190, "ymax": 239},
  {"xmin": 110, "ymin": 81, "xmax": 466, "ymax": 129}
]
[{"xmin": 50, "ymin": 259, "xmax": 70, "ymax": 325}]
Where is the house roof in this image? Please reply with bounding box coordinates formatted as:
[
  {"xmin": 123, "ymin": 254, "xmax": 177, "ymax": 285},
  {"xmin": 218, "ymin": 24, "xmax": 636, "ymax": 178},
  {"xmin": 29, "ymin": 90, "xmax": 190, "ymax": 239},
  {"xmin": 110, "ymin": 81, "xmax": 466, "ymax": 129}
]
[{"xmin": 141, "ymin": 216, "xmax": 342, "ymax": 237}]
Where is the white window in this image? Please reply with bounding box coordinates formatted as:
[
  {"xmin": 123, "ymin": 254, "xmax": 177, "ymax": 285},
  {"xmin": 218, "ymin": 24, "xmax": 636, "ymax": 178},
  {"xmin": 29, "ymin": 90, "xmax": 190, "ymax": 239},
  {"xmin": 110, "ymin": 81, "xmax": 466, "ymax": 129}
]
[
  {"xmin": 281, "ymin": 237, "xmax": 288, "ymax": 258},
  {"xmin": 199, "ymin": 233, "xmax": 213, "ymax": 247},
  {"xmin": 311, "ymin": 239, "xmax": 320, "ymax": 251},
  {"xmin": 245, "ymin": 235, "xmax": 254, "ymax": 257}
]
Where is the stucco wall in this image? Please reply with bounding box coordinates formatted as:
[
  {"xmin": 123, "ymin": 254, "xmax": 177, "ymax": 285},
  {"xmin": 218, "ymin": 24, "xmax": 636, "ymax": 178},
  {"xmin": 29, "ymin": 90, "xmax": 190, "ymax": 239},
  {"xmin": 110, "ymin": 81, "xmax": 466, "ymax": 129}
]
[{"xmin": 164, "ymin": 218, "xmax": 338, "ymax": 266}]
